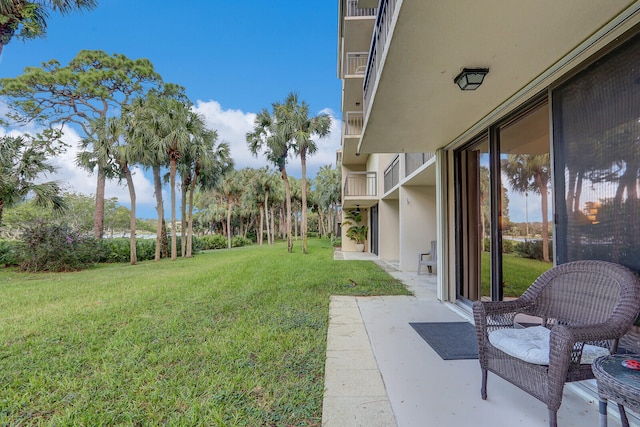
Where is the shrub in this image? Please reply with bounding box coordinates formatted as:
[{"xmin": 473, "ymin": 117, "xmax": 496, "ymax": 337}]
[
  {"xmin": 483, "ymin": 237, "xmax": 514, "ymax": 253},
  {"xmin": 231, "ymin": 236, "xmax": 252, "ymax": 248},
  {"xmin": 98, "ymin": 238, "xmax": 131, "ymax": 263},
  {"xmin": 197, "ymin": 234, "xmax": 227, "ymax": 250},
  {"xmin": 514, "ymin": 239, "xmax": 553, "ymax": 261},
  {"xmin": 136, "ymin": 239, "xmax": 156, "ymax": 261},
  {"xmin": 0, "ymin": 239, "xmax": 19, "ymax": 267},
  {"xmin": 18, "ymin": 221, "xmax": 99, "ymax": 272}
]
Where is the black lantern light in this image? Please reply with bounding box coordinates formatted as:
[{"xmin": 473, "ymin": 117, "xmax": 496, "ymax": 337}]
[{"xmin": 454, "ymin": 68, "xmax": 489, "ymax": 90}]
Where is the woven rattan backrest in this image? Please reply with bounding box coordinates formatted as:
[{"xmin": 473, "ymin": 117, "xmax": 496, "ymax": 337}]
[{"xmin": 521, "ymin": 260, "xmax": 640, "ymax": 327}]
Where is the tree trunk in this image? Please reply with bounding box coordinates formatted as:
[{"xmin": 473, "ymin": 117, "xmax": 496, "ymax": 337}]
[
  {"xmin": 301, "ymin": 152, "xmax": 309, "ymax": 253},
  {"xmin": 180, "ymin": 178, "xmax": 188, "ymax": 257},
  {"xmin": 265, "ymin": 189, "xmax": 272, "ymax": 245},
  {"xmin": 293, "ymin": 206, "xmax": 298, "ymax": 239},
  {"xmin": 258, "ymin": 202, "xmax": 264, "ymax": 245},
  {"xmin": 170, "ymin": 157, "xmax": 178, "ymax": 261},
  {"xmin": 123, "ymin": 165, "xmax": 137, "ymax": 265},
  {"xmin": 161, "ymin": 218, "xmax": 169, "ymax": 258},
  {"xmin": 270, "ymin": 205, "xmax": 275, "ymax": 244},
  {"xmin": 536, "ymin": 173, "xmax": 550, "ymax": 262},
  {"xmin": 281, "ymin": 167, "xmax": 293, "ymax": 253},
  {"xmin": 227, "ymin": 195, "xmax": 233, "ymax": 249},
  {"xmin": 94, "ymin": 167, "xmax": 106, "ymax": 239},
  {"xmin": 153, "ymin": 165, "xmax": 164, "ymax": 261},
  {"xmin": 186, "ymin": 171, "xmax": 198, "ymax": 258}
]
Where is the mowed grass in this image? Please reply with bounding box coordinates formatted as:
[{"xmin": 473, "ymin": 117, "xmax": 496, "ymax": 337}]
[
  {"xmin": 481, "ymin": 252, "xmax": 553, "ymax": 297},
  {"xmin": 0, "ymin": 239, "xmax": 410, "ymax": 426}
]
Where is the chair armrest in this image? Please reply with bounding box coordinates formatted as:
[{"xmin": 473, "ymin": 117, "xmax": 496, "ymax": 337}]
[
  {"xmin": 549, "ymin": 323, "xmax": 624, "ymax": 366},
  {"xmin": 419, "ymin": 252, "xmax": 430, "ymax": 260},
  {"xmin": 553, "ymin": 323, "xmax": 625, "ymax": 344}
]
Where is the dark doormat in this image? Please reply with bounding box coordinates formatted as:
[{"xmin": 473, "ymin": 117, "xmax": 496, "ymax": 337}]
[{"xmin": 409, "ymin": 322, "xmax": 478, "ymax": 360}]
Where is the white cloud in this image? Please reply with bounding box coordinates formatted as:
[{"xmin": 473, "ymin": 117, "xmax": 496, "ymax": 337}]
[
  {"xmin": 193, "ymin": 101, "xmax": 342, "ymax": 178},
  {"xmin": 193, "ymin": 100, "xmax": 260, "ymax": 171},
  {"xmin": 3, "ymin": 100, "xmax": 341, "ymax": 218},
  {"xmin": 1, "ymin": 124, "xmax": 161, "ymax": 217}
]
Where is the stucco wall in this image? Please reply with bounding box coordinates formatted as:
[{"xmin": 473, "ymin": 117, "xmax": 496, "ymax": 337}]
[
  {"xmin": 379, "ymin": 199, "xmax": 399, "ymax": 261},
  {"xmin": 399, "ymin": 185, "xmax": 437, "ymax": 272}
]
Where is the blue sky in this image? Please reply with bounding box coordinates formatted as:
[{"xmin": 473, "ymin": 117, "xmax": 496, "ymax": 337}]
[{"xmin": 0, "ymin": 1, "xmax": 343, "ymax": 218}]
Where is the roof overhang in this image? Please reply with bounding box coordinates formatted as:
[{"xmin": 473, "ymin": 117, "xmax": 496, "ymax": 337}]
[{"xmin": 359, "ymin": 0, "xmax": 640, "ymax": 154}]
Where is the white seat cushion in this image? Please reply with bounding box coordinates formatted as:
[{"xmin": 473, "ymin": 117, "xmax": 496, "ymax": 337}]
[{"xmin": 488, "ymin": 326, "xmax": 609, "ymax": 365}]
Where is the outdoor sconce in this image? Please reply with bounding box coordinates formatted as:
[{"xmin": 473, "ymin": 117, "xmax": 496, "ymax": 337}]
[
  {"xmin": 354, "ymin": 205, "xmax": 360, "ymax": 214},
  {"xmin": 454, "ymin": 68, "xmax": 489, "ymax": 90}
]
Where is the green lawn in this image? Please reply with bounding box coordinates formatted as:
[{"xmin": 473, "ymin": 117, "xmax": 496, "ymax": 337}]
[
  {"xmin": 0, "ymin": 239, "xmax": 410, "ymax": 426},
  {"xmin": 481, "ymin": 252, "xmax": 553, "ymax": 297}
]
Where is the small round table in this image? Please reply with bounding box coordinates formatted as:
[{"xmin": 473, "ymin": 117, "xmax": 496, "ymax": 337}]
[{"xmin": 592, "ymin": 354, "xmax": 640, "ymax": 427}]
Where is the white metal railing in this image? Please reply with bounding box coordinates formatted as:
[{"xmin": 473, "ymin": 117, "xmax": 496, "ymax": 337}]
[
  {"xmin": 384, "ymin": 155, "xmax": 400, "ymax": 193},
  {"xmin": 344, "ymin": 111, "xmax": 364, "ymax": 136},
  {"xmin": 405, "ymin": 152, "xmax": 435, "ymax": 176},
  {"xmin": 346, "ymin": 0, "xmax": 377, "ymax": 17},
  {"xmin": 363, "ymin": 0, "xmax": 399, "ymax": 111},
  {"xmin": 344, "ymin": 172, "xmax": 377, "ymax": 197},
  {"xmin": 345, "ymin": 52, "xmax": 369, "ymax": 76}
]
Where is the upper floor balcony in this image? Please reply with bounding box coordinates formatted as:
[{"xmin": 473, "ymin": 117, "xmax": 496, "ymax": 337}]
[
  {"xmin": 405, "ymin": 152, "xmax": 435, "ymax": 177},
  {"xmin": 345, "ymin": 0, "xmax": 377, "ymax": 17},
  {"xmin": 344, "ymin": 171, "xmax": 377, "ymax": 197},
  {"xmin": 344, "ymin": 52, "xmax": 369, "ymax": 77},
  {"xmin": 344, "ymin": 111, "xmax": 364, "ymax": 137},
  {"xmin": 383, "ymin": 155, "xmax": 400, "ymax": 194},
  {"xmin": 363, "ymin": 0, "xmax": 398, "ymax": 111}
]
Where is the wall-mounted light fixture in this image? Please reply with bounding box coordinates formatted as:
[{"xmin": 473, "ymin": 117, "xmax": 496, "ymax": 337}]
[
  {"xmin": 454, "ymin": 68, "xmax": 489, "ymax": 90},
  {"xmin": 354, "ymin": 205, "xmax": 360, "ymax": 214}
]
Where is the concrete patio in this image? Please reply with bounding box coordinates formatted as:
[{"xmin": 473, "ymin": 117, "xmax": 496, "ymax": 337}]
[{"xmin": 322, "ymin": 250, "xmax": 636, "ymax": 427}]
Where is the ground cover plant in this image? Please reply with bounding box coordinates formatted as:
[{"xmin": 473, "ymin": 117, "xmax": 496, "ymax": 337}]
[{"xmin": 0, "ymin": 239, "xmax": 410, "ymax": 426}]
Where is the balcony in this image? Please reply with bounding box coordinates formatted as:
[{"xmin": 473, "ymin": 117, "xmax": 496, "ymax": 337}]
[
  {"xmin": 405, "ymin": 152, "xmax": 435, "ymax": 177},
  {"xmin": 344, "ymin": 52, "xmax": 369, "ymax": 76},
  {"xmin": 344, "ymin": 111, "xmax": 364, "ymax": 136},
  {"xmin": 363, "ymin": 0, "xmax": 398, "ymax": 111},
  {"xmin": 344, "ymin": 172, "xmax": 377, "ymax": 197},
  {"xmin": 345, "ymin": 0, "xmax": 377, "ymax": 17},
  {"xmin": 383, "ymin": 155, "xmax": 399, "ymax": 193}
]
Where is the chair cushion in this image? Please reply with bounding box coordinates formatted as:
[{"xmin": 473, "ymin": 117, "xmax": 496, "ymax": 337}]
[{"xmin": 488, "ymin": 326, "xmax": 610, "ymax": 365}]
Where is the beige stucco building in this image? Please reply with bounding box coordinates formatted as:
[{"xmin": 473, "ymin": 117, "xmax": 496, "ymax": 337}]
[{"xmin": 338, "ymin": 0, "xmax": 640, "ymax": 308}]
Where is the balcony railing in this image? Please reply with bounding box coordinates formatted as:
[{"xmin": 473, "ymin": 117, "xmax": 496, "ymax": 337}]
[
  {"xmin": 345, "ymin": 52, "xmax": 369, "ymax": 76},
  {"xmin": 344, "ymin": 111, "xmax": 364, "ymax": 136},
  {"xmin": 384, "ymin": 155, "xmax": 400, "ymax": 193},
  {"xmin": 363, "ymin": 0, "xmax": 399, "ymax": 111},
  {"xmin": 344, "ymin": 172, "xmax": 377, "ymax": 197},
  {"xmin": 405, "ymin": 152, "xmax": 435, "ymax": 176},
  {"xmin": 346, "ymin": 0, "xmax": 377, "ymax": 17}
]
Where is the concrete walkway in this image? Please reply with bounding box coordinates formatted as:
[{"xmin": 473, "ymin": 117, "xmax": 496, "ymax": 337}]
[{"xmin": 322, "ymin": 250, "xmax": 633, "ymax": 427}]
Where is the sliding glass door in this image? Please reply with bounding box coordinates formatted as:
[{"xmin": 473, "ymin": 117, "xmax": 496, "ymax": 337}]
[{"xmin": 455, "ymin": 99, "xmax": 553, "ymax": 302}]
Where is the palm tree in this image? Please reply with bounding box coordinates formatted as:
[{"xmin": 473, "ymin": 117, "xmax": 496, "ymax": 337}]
[
  {"xmin": 283, "ymin": 93, "xmax": 332, "ymax": 254},
  {"xmin": 124, "ymin": 94, "xmax": 168, "ymax": 260},
  {"xmin": 0, "ymin": 134, "xmax": 65, "ymax": 226},
  {"xmin": 502, "ymin": 153, "xmax": 551, "ymax": 262},
  {"xmin": 313, "ymin": 164, "xmax": 341, "ymax": 237},
  {"xmin": 218, "ymin": 170, "xmax": 243, "ymax": 249},
  {"xmin": 124, "ymin": 89, "xmax": 191, "ymax": 261},
  {"xmin": 85, "ymin": 116, "xmax": 139, "ymax": 265},
  {"xmin": 247, "ymin": 105, "xmax": 295, "ymax": 252},
  {"xmin": 0, "ymin": 0, "xmax": 97, "ymax": 55},
  {"xmin": 179, "ymin": 123, "xmax": 232, "ymax": 257},
  {"xmin": 245, "ymin": 167, "xmax": 277, "ymax": 245}
]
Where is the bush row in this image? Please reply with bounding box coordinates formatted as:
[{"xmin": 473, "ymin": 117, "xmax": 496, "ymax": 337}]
[
  {"xmin": 483, "ymin": 237, "xmax": 553, "ymax": 261},
  {"xmin": 0, "ymin": 223, "xmax": 254, "ymax": 272}
]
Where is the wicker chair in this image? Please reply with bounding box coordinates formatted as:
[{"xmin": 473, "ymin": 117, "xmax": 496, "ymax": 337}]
[{"xmin": 473, "ymin": 260, "xmax": 640, "ymax": 427}]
